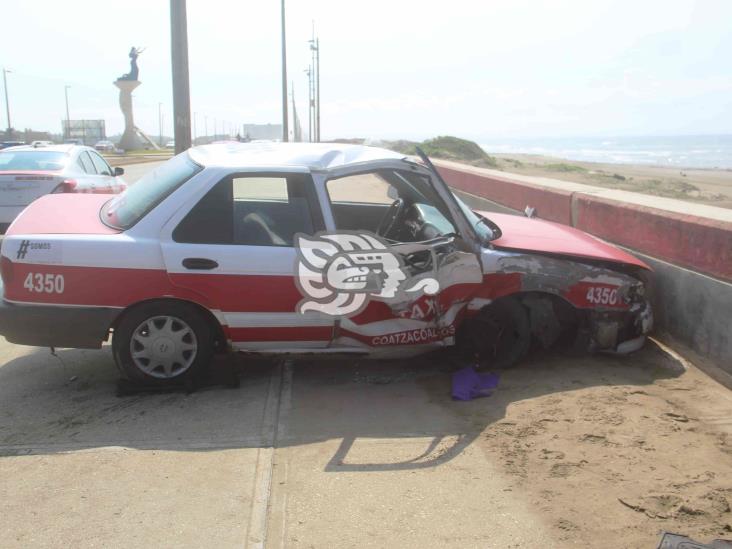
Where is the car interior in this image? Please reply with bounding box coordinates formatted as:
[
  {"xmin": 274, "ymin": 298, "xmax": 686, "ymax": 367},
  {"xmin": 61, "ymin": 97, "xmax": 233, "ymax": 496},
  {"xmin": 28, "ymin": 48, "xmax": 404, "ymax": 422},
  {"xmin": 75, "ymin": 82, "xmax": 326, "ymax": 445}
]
[
  {"xmin": 326, "ymin": 169, "xmax": 458, "ymax": 242},
  {"xmin": 173, "ymin": 169, "xmax": 458, "ymax": 247},
  {"xmin": 173, "ymin": 173, "xmax": 323, "ymax": 246}
]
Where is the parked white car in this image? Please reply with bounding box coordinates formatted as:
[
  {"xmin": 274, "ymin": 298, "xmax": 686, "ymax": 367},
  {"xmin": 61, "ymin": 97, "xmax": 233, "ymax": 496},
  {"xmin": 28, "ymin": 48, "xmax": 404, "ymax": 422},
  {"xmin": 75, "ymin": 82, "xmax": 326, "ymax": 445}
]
[
  {"xmin": 0, "ymin": 144, "xmax": 127, "ymax": 231},
  {"xmin": 94, "ymin": 140, "xmax": 116, "ymax": 152}
]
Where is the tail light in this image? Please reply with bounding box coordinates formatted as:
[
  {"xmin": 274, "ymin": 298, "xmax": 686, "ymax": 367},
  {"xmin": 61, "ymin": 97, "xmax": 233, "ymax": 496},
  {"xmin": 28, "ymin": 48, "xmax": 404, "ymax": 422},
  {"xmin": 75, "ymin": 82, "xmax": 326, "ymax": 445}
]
[{"xmin": 52, "ymin": 179, "xmax": 78, "ymax": 193}]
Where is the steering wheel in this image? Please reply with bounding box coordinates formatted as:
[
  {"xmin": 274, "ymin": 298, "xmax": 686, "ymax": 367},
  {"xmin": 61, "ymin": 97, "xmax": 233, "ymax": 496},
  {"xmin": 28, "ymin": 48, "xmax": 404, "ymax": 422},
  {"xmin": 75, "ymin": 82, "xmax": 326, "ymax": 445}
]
[{"xmin": 376, "ymin": 198, "xmax": 406, "ymax": 238}]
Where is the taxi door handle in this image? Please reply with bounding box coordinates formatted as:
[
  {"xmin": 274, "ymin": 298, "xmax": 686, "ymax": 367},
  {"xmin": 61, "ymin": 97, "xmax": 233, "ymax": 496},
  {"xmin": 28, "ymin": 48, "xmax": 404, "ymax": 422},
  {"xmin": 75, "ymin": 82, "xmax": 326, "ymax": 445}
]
[{"xmin": 182, "ymin": 257, "xmax": 219, "ymax": 270}]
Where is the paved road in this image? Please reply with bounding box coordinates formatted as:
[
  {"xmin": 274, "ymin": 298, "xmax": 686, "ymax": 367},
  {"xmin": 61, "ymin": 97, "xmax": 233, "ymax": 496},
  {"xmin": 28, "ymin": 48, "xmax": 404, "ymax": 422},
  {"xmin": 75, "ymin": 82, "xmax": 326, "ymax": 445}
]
[{"xmin": 122, "ymin": 160, "xmax": 166, "ymax": 184}]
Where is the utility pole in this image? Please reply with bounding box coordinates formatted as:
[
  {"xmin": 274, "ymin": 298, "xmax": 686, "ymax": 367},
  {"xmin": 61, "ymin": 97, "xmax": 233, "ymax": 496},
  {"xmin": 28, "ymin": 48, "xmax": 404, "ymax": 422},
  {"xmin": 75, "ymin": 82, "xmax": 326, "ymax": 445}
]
[
  {"xmin": 280, "ymin": 0, "xmax": 289, "ymax": 142},
  {"xmin": 204, "ymin": 115, "xmax": 208, "ymax": 139},
  {"xmin": 170, "ymin": 0, "xmax": 192, "ymax": 153},
  {"xmin": 158, "ymin": 102, "xmax": 163, "ymax": 146},
  {"xmin": 2, "ymin": 68, "xmax": 11, "ymax": 135},
  {"xmin": 64, "ymin": 85, "xmax": 71, "ymax": 140},
  {"xmin": 305, "ymin": 66, "xmax": 312, "ymax": 142}
]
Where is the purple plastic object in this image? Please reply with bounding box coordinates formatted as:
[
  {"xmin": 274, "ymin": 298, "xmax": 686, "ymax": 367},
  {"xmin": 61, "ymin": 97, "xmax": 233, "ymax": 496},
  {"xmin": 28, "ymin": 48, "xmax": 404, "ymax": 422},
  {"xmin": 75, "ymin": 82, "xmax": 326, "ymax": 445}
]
[{"xmin": 451, "ymin": 366, "xmax": 500, "ymax": 401}]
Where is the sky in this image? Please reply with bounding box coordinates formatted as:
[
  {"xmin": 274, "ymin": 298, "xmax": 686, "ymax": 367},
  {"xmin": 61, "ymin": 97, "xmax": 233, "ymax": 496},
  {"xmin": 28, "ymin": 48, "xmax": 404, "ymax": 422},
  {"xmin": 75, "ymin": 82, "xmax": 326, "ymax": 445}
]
[{"xmin": 1, "ymin": 0, "xmax": 731, "ymax": 141}]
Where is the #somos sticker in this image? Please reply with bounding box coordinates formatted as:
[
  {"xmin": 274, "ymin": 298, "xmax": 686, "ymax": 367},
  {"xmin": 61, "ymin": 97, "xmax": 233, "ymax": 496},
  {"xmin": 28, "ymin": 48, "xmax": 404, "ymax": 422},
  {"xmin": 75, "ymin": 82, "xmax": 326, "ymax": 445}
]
[{"xmin": 14, "ymin": 239, "xmax": 63, "ymax": 264}]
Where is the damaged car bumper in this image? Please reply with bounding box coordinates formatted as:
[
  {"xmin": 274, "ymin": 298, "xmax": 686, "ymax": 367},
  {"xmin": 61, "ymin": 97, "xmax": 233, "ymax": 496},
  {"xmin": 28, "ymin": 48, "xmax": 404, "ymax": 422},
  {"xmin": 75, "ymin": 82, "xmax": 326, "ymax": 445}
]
[{"xmin": 592, "ymin": 298, "xmax": 654, "ymax": 355}]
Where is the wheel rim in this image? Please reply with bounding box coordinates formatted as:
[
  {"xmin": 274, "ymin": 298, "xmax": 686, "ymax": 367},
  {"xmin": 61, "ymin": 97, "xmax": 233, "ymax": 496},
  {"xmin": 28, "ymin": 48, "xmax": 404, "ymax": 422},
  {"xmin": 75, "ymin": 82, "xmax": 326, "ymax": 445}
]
[{"xmin": 129, "ymin": 315, "xmax": 198, "ymax": 379}]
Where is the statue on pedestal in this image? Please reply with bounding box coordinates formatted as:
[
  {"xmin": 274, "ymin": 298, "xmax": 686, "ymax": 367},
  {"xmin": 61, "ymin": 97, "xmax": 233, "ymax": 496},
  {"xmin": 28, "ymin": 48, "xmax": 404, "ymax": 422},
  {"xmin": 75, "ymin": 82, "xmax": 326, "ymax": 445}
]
[
  {"xmin": 117, "ymin": 47, "xmax": 145, "ymax": 81},
  {"xmin": 114, "ymin": 47, "xmax": 145, "ymax": 150}
]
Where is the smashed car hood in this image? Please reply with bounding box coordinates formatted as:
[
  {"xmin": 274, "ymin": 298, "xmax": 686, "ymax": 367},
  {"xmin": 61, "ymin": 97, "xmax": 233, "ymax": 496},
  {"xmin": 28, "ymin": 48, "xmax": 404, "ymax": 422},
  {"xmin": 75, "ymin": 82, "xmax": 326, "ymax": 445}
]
[{"xmin": 481, "ymin": 211, "xmax": 650, "ymax": 270}]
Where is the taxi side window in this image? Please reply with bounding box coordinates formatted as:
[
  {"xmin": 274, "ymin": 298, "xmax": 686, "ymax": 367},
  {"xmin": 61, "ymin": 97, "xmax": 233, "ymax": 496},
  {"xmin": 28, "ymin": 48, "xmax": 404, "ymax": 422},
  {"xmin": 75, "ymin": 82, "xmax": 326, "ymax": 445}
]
[
  {"xmin": 77, "ymin": 152, "xmax": 95, "ymax": 174},
  {"xmin": 89, "ymin": 151, "xmax": 112, "ymax": 175},
  {"xmin": 173, "ymin": 173, "xmax": 324, "ymax": 246}
]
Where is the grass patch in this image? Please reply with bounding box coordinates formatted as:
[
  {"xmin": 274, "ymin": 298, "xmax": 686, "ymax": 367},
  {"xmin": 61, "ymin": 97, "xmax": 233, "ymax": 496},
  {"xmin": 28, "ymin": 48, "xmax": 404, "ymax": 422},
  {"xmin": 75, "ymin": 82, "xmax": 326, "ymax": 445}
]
[
  {"xmin": 544, "ymin": 163, "xmax": 588, "ymax": 173},
  {"xmin": 382, "ymin": 136, "xmax": 498, "ymax": 168}
]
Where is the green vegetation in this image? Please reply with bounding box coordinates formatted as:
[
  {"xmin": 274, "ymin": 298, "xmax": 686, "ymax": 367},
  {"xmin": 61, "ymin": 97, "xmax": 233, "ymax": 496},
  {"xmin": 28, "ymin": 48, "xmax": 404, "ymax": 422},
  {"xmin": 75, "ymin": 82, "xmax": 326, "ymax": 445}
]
[
  {"xmin": 383, "ymin": 136, "xmax": 499, "ymax": 168},
  {"xmin": 544, "ymin": 163, "xmax": 588, "ymax": 173},
  {"xmin": 586, "ymin": 173, "xmax": 702, "ymax": 198}
]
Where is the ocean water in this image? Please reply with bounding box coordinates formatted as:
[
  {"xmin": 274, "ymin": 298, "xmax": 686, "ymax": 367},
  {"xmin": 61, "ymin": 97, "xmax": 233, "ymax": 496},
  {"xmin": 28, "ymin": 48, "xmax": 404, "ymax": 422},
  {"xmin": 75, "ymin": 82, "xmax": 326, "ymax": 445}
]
[{"xmin": 480, "ymin": 135, "xmax": 732, "ymax": 170}]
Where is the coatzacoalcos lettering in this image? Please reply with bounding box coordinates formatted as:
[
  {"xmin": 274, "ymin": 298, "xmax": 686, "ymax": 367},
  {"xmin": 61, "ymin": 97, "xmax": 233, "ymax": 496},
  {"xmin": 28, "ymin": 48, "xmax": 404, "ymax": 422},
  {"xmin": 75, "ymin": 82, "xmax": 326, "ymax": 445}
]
[{"xmin": 371, "ymin": 325, "xmax": 455, "ymax": 346}]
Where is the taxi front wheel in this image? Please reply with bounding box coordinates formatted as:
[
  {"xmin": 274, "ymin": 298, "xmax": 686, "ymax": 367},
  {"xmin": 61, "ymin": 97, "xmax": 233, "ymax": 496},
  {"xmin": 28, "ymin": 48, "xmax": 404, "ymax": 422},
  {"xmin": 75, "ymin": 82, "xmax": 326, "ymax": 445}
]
[{"xmin": 113, "ymin": 301, "xmax": 215, "ymax": 384}]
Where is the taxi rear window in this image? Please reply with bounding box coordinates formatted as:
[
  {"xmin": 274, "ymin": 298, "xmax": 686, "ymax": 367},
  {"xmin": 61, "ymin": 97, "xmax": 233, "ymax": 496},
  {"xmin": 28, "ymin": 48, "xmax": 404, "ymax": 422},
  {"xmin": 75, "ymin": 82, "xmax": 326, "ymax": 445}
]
[
  {"xmin": 101, "ymin": 153, "xmax": 202, "ymax": 229},
  {"xmin": 0, "ymin": 151, "xmax": 67, "ymax": 171}
]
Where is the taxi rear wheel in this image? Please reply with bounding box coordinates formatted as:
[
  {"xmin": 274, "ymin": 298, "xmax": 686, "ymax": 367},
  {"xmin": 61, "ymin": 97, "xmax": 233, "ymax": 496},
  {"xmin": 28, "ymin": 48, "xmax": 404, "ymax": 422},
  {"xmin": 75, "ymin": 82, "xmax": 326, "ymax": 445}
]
[{"xmin": 113, "ymin": 302, "xmax": 214, "ymax": 384}]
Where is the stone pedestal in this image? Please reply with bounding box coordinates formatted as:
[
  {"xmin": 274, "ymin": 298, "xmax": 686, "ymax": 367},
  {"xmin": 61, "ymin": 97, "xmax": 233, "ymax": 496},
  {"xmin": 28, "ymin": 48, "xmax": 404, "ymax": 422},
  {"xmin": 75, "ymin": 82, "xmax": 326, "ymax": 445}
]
[{"xmin": 114, "ymin": 79, "xmax": 142, "ymax": 151}]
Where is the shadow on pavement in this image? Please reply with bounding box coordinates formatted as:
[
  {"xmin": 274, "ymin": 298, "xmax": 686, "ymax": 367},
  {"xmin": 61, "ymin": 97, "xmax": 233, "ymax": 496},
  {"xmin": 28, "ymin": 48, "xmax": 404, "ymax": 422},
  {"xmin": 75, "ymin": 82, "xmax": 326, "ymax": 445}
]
[{"xmin": 0, "ymin": 341, "xmax": 684, "ymax": 471}]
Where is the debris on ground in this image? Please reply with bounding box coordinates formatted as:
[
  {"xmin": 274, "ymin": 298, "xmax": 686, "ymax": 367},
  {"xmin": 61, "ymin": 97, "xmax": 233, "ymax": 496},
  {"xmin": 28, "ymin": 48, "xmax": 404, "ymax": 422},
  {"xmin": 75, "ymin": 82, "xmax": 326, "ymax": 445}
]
[
  {"xmin": 656, "ymin": 531, "xmax": 732, "ymax": 548},
  {"xmin": 451, "ymin": 366, "xmax": 499, "ymax": 400}
]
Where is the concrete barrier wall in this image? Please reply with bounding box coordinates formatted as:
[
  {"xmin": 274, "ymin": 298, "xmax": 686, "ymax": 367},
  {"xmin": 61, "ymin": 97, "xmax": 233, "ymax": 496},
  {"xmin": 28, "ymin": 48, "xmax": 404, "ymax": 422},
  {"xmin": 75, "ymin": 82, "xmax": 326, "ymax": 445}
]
[
  {"xmin": 440, "ymin": 162, "xmax": 732, "ymax": 370},
  {"xmin": 573, "ymin": 195, "xmax": 732, "ymax": 282},
  {"xmin": 439, "ymin": 166, "xmax": 574, "ymax": 225}
]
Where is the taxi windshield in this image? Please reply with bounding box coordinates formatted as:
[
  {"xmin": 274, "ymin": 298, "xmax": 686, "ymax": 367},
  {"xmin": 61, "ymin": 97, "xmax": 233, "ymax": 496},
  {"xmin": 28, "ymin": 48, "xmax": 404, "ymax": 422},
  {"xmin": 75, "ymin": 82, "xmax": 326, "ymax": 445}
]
[{"xmin": 101, "ymin": 153, "xmax": 202, "ymax": 229}]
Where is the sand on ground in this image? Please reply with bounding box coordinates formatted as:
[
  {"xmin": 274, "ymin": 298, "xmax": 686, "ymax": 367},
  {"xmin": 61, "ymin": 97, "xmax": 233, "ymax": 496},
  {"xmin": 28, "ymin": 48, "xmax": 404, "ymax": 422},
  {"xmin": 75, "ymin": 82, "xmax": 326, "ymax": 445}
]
[{"xmin": 492, "ymin": 153, "xmax": 732, "ymax": 209}]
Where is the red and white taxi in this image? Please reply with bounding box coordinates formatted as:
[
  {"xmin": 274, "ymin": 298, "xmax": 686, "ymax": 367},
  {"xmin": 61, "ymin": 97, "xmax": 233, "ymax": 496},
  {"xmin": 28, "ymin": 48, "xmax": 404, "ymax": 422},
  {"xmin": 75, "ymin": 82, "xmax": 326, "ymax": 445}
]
[{"xmin": 0, "ymin": 143, "xmax": 652, "ymax": 383}]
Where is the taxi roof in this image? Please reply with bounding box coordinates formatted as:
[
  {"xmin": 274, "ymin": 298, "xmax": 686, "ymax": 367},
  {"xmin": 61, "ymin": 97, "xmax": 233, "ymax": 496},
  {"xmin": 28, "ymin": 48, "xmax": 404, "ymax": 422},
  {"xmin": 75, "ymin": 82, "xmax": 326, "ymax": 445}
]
[{"xmin": 187, "ymin": 142, "xmax": 406, "ymax": 170}]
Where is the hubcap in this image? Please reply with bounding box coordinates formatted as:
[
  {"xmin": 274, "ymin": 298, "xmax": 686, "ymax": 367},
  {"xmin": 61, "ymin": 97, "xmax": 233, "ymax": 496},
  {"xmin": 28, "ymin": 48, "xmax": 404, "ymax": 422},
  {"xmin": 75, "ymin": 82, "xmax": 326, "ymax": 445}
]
[{"xmin": 129, "ymin": 315, "xmax": 198, "ymax": 379}]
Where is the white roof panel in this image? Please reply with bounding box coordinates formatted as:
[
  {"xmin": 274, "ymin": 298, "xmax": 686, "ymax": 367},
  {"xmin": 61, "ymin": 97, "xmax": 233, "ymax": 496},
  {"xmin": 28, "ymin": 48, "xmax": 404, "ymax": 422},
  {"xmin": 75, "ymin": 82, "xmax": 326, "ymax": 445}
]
[{"xmin": 187, "ymin": 142, "xmax": 405, "ymax": 170}]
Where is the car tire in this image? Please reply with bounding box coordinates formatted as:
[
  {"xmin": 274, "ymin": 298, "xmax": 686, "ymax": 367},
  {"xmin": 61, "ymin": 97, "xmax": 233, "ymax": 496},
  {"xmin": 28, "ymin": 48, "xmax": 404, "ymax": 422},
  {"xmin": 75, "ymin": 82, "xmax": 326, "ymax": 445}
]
[
  {"xmin": 469, "ymin": 297, "xmax": 531, "ymax": 369},
  {"xmin": 113, "ymin": 301, "xmax": 214, "ymax": 384}
]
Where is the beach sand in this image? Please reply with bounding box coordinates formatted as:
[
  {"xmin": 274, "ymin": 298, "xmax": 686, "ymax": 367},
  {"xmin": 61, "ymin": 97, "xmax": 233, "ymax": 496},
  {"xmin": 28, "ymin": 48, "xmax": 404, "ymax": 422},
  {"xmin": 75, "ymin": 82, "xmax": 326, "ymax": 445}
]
[{"xmin": 492, "ymin": 153, "xmax": 732, "ymax": 210}]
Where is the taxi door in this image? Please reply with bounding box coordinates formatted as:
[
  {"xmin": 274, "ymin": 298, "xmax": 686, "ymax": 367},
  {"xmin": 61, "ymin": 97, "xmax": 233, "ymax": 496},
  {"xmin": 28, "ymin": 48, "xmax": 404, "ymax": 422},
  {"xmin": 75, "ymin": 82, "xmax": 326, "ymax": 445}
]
[
  {"xmin": 314, "ymin": 163, "xmax": 483, "ymax": 355},
  {"xmin": 159, "ymin": 169, "xmax": 335, "ymax": 351}
]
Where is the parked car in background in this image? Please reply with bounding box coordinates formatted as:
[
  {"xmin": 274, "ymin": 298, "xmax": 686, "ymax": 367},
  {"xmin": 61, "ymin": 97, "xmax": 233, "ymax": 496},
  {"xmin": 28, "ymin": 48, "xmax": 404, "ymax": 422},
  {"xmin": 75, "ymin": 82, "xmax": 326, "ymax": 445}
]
[
  {"xmin": 0, "ymin": 141, "xmax": 25, "ymax": 150},
  {"xmin": 30, "ymin": 140, "xmax": 54, "ymax": 148},
  {"xmin": 165, "ymin": 141, "xmax": 175, "ymax": 149},
  {"xmin": 63, "ymin": 139, "xmax": 83, "ymax": 145},
  {"xmin": 0, "ymin": 143, "xmax": 653, "ymax": 384},
  {"xmin": 94, "ymin": 140, "xmax": 116, "ymax": 152},
  {"xmin": 0, "ymin": 144, "xmax": 126, "ymax": 231}
]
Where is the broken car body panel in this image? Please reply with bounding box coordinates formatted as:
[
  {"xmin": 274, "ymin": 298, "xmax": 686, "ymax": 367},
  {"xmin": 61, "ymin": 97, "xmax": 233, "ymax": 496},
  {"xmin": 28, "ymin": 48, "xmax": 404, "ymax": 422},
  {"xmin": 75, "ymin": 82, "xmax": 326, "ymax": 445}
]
[{"xmin": 486, "ymin": 212, "xmax": 649, "ymax": 270}]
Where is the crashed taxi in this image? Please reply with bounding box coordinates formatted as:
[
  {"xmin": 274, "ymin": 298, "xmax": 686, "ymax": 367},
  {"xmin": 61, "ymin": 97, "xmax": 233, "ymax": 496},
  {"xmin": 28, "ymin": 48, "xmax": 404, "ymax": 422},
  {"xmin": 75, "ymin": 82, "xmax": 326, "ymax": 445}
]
[{"xmin": 0, "ymin": 143, "xmax": 652, "ymax": 383}]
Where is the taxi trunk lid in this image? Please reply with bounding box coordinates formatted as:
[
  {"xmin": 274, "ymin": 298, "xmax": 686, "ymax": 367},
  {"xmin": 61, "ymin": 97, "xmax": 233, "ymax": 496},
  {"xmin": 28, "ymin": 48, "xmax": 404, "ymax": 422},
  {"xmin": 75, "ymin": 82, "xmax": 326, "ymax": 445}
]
[
  {"xmin": 5, "ymin": 194, "xmax": 121, "ymax": 236},
  {"xmin": 0, "ymin": 171, "xmax": 66, "ymax": 208}
]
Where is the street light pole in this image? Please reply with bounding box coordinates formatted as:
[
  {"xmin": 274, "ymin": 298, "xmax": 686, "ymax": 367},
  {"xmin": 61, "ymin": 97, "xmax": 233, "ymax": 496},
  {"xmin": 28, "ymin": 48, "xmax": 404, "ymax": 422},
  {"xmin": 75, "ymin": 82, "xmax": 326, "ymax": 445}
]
[
  {"xmin": 305, "ymin": 66, "xmax": 312, "ymax": 142},
  {"xmin": 158, "ymin": 102, "xmax": 163, "ymax": 146},
  {"xmin": 170, "ymin": 0, "xmax": 192, "ymax": 154},
  {"xmin": 64, "ymin": 85, "xmax": 71, "ymax": 140},
  {"xmin": 280, "ymin": 0, "xmax": 289, "ymax": 142},
  {"xmin": 315, "ymin": 37, "xmax": 320, "ymax": 142},
  {"xmin": 2, "ymin": 68, "xmax": 11, "ymax": 135},
  {"xmin": 204, "ymin": 115, "xmax": 208, "ymax": 139},
  {"xmin": 309, "ymin": 26, "xmax": 320, "ymax": 142}
]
